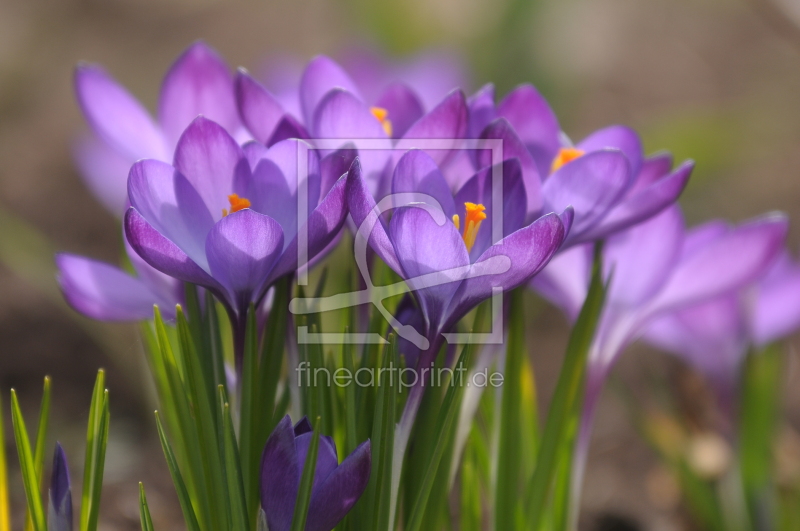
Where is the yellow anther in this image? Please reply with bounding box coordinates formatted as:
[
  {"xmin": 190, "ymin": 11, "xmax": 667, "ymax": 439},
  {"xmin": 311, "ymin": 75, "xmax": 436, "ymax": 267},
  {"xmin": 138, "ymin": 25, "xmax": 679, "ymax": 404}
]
[
  {"xmin": 550, "ymin": 147, "xmax": 585, "ymax": 174},
  {"xmin": 222, "ymin": 194, "xmax": 251, "ymax": 217},
  {"xmin": 460, "ymin": 202, "xmax": 486, "ymax": 252},
  {"xmin": 370, "ymin": 106, "xmax": 393, "ymax": 137},
  {"xmin": 452, "ymin": 214, "xmax": 460, "ymax": 231}
]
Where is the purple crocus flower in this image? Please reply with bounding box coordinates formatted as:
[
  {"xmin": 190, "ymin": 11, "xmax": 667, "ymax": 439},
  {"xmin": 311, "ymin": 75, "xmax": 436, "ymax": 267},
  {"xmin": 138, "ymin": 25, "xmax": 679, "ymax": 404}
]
[
  {"xmin": 464, "ymin": 84, "xmax": 693, "ymax": 246},
  {"xmin": 260, "ymin": 416, "xmax": 371, "ymax": 531},
  {"xmin": 56, "ymin": 233, "xmax": 182, "ymax": 321},
  {"xmin": 74, "ymin": 41, "xmax": 244, "ymax": 215},
  {"xmin": 644, "ymin": 249, "xmax": 800, "ymax": 396},
  {"xmin": 123, "ymin": 117, "xmax": 348, "ymax": 356},
  {"xmin": 235, "ymin": 55, "xmax": 468, "ymax": 195},
  {"xmin": 49, "ymin": 443, "xmax": 72, "ymax": 531},
  {"xmin": 532, "ymin": 205, "xmax": 788, "ymax": 504}
]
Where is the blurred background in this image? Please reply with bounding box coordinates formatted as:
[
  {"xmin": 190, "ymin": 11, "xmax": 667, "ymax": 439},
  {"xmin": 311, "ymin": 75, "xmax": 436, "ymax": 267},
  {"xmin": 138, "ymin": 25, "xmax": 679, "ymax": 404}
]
[{"xmin": 1, "ymin": 0, "xmax": 800, "ymax": 528}]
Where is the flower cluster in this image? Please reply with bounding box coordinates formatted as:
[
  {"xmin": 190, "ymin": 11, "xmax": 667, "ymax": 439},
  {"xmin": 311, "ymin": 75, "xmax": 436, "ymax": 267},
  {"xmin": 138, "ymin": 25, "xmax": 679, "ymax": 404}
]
[{"xmin": 43, "ymin": 41, "xmax": 800, "ymax": 530}]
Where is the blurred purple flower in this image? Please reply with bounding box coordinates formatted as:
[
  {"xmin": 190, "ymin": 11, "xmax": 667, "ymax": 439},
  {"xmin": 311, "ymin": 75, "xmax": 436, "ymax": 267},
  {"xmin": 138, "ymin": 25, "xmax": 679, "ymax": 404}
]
[
  {"xmin": 49, "ymin": 443, "xmax": 72, "ymax": 531},
  {"xmin": 123, "ymin": 117, "xmax": 348, "ymax": 353},
  {"xmin": 465, "ymin": 84, "xmax": 693, "ymax": 246},
  {"xmin": 260, "ymin": 416, "xmax": 370, "ymax": 531},
  {"xmin": 644, "ymin": 249, "xmax": 800, "ymax": 390},
  {"xmin": 74, "ymin": 41, "xmax": 245, "ymax": 215},
  {"xmin": 56, "ymin": 232, "xmax": 182, "ymax": 322}
]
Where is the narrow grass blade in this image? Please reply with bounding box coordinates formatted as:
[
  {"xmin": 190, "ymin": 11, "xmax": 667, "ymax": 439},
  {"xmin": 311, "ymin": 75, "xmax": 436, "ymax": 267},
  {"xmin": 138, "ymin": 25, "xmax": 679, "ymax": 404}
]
[
  {"xmin": 524, "ymin": 244, "xmax": 608, "ymax": 529},
  {"xmin": 220, "ymin": 386, "xmax": 249, "ymax": 530},
  {"xmin": 154, "ymin": 412, "xmax": 201, "ymax": 531},
  {"xmin": 23, "ymin": 376, "xmax": 51, "ymax": 531},
  {"xmin": 369, "ymin": 339, "xmax": 396, "ymax": 531},
  {"xmin": 80, "ymin": 371, "xmax": 109, "ymax": 531},
  {"xmin": 0, "ymin": 391, "xmax": 10, "ymax": 531},
  {"xmin": 406, "ymin": 345, "xmax": 472, "ymax": 531},
  {"xmin": 290, "ymin": 416, "xmax": 321, "ymax": 531},
  {"xmin": 239, "ymin": 304, "xmax": 261, "ymax": 520},
  {"xmin": 10, "ymin": 390, "xmax": 46, "ymax": 531},
  {"xmin": 138, "ymin": 483, "xmax": 155, "ymax": 531}
]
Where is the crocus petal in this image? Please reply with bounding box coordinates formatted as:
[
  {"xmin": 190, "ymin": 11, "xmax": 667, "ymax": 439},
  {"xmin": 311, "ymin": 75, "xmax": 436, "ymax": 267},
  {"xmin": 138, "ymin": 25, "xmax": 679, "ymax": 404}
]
[
  {"xmin": 375, "ymin": 82, "xmax": 425, "ymax": 139},
  {"xmin": 454, "ymin": 158, "xmax": 527, "ymax": 260},
  {"xmin": 72, "ymin": 135, "xmax": 134, "ymax": 215},
  {"xmin": 580, "ymin": 160, "xmax": 693, "ymax": 241},
  {"xmin": 346, "ymin": 159, "xmax": 402, "ymax": 274},
  {"xmin": 294, "ymin": 417, "xmax": 313, "ymax": 436},
  {"xmin": 124, "ymin": 208, "xmax": 221, "ymax": 291},
  {"xmin": 269, "ymin": 172, "xmax": 349, "ymax": 284},
  {"xmin": 530, "ymin": 244, "xmax": 592, "ymax": 320},
  {"xmin": 48, "ymin": 443, "xmax": 72, "ymax": 531},
  {"xmin": 158, "ymin": 42, "xmax": 238, "ymax": 145},
  {"xmin": 242, "ymin": 141, "xmax": 269, "ymax": 170},
  {"xmin": 173, "ymin": 117, "xmax": 250, "ymax": 220},
  {"xmin": 647, "ymin": 213, "xmax": 789, "ymax": 316},
  {"xmin": 267, "ymin": 115, "xmax": 311, "ymax": 147},
  {"xmin": 313, "ymin": 89, "xmax": 392, "ymax": 179},
  {"xmin": 205, "ymin": 209, "xmax": 284, "ymax": 308},
  {"xmin": 127, "ymin": 159, "xmax": 215, "ymax": 269},
  {"xmin": 496, "ymin": 84, "xmax": 561, "ymax": 177},
  {"xmin": 447, "ymin": 212, "xmax": 565, "ymax": 329},
  {"xmin": 395, "ymin": 296, "xmax": 425, "ymax": 369},
  {"xmin": 394, "ymin": 89, "xmax": 468, "ymax": 167},
  {"xmin": 56, "ymin": 253, "xmax": 168, "ymax": 321},
  {"xmin": 306, "ymin": 441, "xmax": 371, "ymax": 531},
  {"xmin": 477, "ymin": 118, "xmax": 542, "ymax": 215},
  {"xmin": 467, "ymin": 84, "xmax": 497, "ymax": 140},
  {"xmin": 630, "ymin": 152, "xmax": 673, "ymax": 194},
  {"xmin": 604, "ymin": 206, "xmax": 684, "ymax": 308},
  {"xmin": 261, "ymin": 416, "xmax": 300, "ymax": 531},
  {"xmin": 541, "ymin": 149, "xmax": 631, "ymax": 244},
  {"xmin": 235, "ymin": 69, "xmax": 285, "ymax": 144},
  {"xmin": 74, "ymin": 65, "xmax": 168, "ymax": 162},
  {"xmin": 390, "ymin": 205, "xmax": 471, "ymax": 332},
  {"xmin": 295, "ymin": 433, "xmax": 339, "ymax": 494},
  {"xmin": 392, "ymin": 149, "xmax": 457, "ymax": 219},
  {"xmin": 320, "ymin": 146, "xmax": 357, "ymax": 198},
  {"xmin": 752, "ymin": 260, "xmax": 800, "ymax": 345},
  {"xmin": 300, "ymin": 55, "xmax": 361, "ymax": 126},
  {"xmin": 124, "ymin": 233, "xmax": 183, "ymax": 306},
  {"xmin": 578, "ymin": 125, "xmax": 644, "ymax": 179}
]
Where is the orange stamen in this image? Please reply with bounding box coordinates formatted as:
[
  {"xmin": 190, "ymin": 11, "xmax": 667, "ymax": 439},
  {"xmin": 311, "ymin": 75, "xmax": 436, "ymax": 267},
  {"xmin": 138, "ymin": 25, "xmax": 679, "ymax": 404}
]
[
  {"xmin": 222, "ymin": 194, "xmax": 251, "ymax": 217},
  {"xmin": 550, "ymin": 147, "xmax": 585, "ymax": 174},
  {"xmin": 370, "ymin": 106, "xmax": 393, "ymax": 137},
  {"xmin": 455, "ymin": 202, "xmax": 486, "ymax": 252}
]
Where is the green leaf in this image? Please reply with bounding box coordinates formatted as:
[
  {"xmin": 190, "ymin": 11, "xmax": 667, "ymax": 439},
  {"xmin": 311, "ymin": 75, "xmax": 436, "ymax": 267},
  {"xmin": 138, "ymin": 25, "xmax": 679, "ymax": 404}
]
[
  {"xmin": 291, "ymin": 416, "xmax": 321, "ymax": 531},
  {"xmin": 138, "ymin": 483, "xmax": 155, "ymax": 531},
  {"xmin": 219, "ymin": 386, "xmax": 249, "ymax": 531},
  {"xmin": 239, "ymin": 304, "xmax": 261, "ymax": 521},
  {"xmin": 524, "ymin": 243, "xmax": 608, "ymax": 529},
  {"xmin": 368, "ymin": 338, "xmax": 397, "ymax": 531},
  {"xmin": 24, "ymin": 376, "xmax": 51, "ymax": 531},
  {"xmin": 81, "ymin": 370, "xmax": 109, "ymax": 531},
  {"xmin": 154, "ymin": 411, "xmax": 201, "ymax": 531},
  {"xmin": 0, "ymin": 391, "xmax": 10, "ymax": 531},
  {"xmin": 10, "ymin": 389, "xmax": 46, "ymax": 531},
  {"xmin": 406, "ymin": 345, "xmax": 472, "ymax": 531}
]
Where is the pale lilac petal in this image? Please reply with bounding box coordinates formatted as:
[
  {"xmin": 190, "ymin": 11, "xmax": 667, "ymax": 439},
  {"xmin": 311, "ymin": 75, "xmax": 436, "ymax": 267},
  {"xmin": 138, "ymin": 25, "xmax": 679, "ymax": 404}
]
[
  {"xmin": 124, "ymin": 208, "xmax": 221, "ymax": 291},
  {"xmin": 648, "ymin": 213, "xmax": 789, "ymax": 316},
  {"xmin": 320, "ymin": 146, "xmax": 357, "ymax": 198},
  {"xmin": 300, "ymin": 55, "xmax": 361, "ymax": 126},
  {"xmin": 242, "ymin": 141, "xmax": 269, "ymax": 170},
  {"xmin": 394, "ymin": 90, "xmax": 468, "ymax": 167},
  {"xmin": 158, "ymin": 42, "xmax": 238, "ymax": 146},
  {"xmin": 260, "ymin": 416, "xmax": 299, "ymax": 531},
  {"xmin": 392, "ymin": 149, "xmax": 456, "ymax": 219},
  {"xmin": 578, "ymin": 125, "xmax": 644, "ymax": 179},
  {"xmin": 580, "ymin": 160, "xmax": 693, "ymax": 241},
  {"xmin": 124, "ymin": 232, "xmax": 183, "ymax": 305},
  {"xmin": 56, "ymin": 253, "xmax": 169, "ymax": 321},
  {"xmin": 752, "ymin": 258, "xmax": 800, "ymax": 345},
  {"xmin": 630, "ymin": 152, "xmax": 673, "ymax": 194},
  {"xmin": 375, "ymin": 83, "xmax": 424, "ymax": 138},
  {"xmin": 604, "ymin": 206, "xmax": 684, "ymax": 308},
  {"xmin": 541, "ymin": 149, "xmax": 631, "ymax": 244},
  {"xmin": 267, "ymin": 115, "xmax": 311, "ymax": 146},
  {"xmin": 477, "ymin": 118, "xmax": 542, "ymax": 215},
  {"xmin": 467, "ymin": 84, "xmax": 497, "ymax": 139},
  {"xmin": 73, "ymin": 135, "xmax": 134, "ymax": 215},
  {"xmin": 306, "ymin": 441, "xmax": 371, "ymax": 531},
  {"xmin": 205, "ymin": 210, "xmax": 284, "ymax": 308},
  {"xmin": 453, "ymin": 158, "xmax": 527, "ymax": 260},
  {"xmin": 447, "ymin": 212, "xmax": 565, "ymax": 328},
  {"xmin": 390, "ymin": 205, "xmax": 470, "ymax": 331},
  {"xmin": 173, "ymin": 117, "xmax": 249, "ymax": 220},
  {"xmin": 496, "ymin": 84, "xmax": 561, "ymax": 177},
  {"xmin": 530, "ymin": 244, "xmax": 592, "ymax": 320},
  {"xmin": 127, "ymin": 159, "xmax": 215, "ymax": 269},
  {"xmin": 74, "ymin": 65, "xmax": 168, "ymax": 161},
  {"xmin": 235, "ymin": 69, "xmax": 285, "ymax": 144}
]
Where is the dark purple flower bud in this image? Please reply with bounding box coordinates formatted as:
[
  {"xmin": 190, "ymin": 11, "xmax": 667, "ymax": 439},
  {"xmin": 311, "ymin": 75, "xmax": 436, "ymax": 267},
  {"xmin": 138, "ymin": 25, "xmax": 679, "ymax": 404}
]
[
  {"xmin": 261, "ymin": 415, "xmax": 371, "ymax": 531},
  {"xmin": 48, "ymin": 443, "xmax": 73, "ymax": 531}
]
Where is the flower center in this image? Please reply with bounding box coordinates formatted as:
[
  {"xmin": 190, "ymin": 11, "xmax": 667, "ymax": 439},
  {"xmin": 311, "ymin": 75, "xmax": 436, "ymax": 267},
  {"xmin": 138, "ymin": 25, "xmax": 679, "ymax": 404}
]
[
  {"xmin": 550, "ymin": 147, "xmax": 585, "ymax": 174},
  {"xmin": 222, "ymin": 194, "xmax": 251, "ymax": 217},
  {"xmin": 370, "ymin": 106, "xmax": 393, "ymax": 137},
  {"xmin": 452, "ymin": 202, "xmax": 486, "ymax": 252}
]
